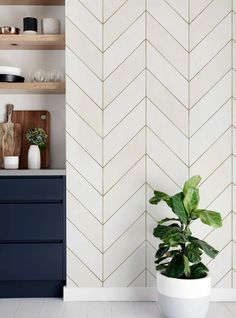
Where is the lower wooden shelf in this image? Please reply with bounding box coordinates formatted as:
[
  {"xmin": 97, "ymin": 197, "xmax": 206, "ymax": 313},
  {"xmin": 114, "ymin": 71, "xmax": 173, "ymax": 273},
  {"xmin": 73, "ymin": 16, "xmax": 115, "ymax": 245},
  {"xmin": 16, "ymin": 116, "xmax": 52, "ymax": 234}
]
[
  {"xmin": 0, "ymin": 82, "xmax": 65, "ymax": 94},
  {"xmin": 0, "ymin": 169, "xmax": 66, "ymax": 176}
]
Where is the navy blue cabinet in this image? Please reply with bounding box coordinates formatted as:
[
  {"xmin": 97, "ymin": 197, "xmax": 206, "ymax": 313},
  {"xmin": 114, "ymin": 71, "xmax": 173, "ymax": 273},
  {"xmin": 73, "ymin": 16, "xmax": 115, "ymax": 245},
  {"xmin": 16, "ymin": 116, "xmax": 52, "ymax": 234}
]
[{"xmin": 0, "ymin": 175, "xmax": 66, "ymax": 298}]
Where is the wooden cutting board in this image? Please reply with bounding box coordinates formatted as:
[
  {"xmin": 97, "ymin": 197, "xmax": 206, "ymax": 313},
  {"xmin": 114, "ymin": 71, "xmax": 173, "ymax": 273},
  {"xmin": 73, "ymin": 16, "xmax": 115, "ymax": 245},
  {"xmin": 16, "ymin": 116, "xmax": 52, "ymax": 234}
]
[
  {"xmin": 12, "ymin": 110, "xmax": 50, "ymax": 169},
  {"xmin": 0, "ymin": 104, "xmax": 22, "ymax": 168}
]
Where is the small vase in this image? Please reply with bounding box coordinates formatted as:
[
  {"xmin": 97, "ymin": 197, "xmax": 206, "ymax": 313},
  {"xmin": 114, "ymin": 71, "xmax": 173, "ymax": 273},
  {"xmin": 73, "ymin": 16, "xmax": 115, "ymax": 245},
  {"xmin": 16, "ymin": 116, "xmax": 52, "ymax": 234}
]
[{"xmin": 28, "ymin": 145, "xmax": 41, "ymax": 169}]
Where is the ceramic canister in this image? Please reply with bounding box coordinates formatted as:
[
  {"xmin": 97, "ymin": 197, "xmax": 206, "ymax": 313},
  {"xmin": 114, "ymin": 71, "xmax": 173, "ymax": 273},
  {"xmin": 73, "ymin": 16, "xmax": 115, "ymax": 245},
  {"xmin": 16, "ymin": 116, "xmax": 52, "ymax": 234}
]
[
  {"xmin": 23, "ymin": 17, "xmax": 38, "ymax": 34},
  {"xmin": 41, "ymin": 18, "xmax": 60, "ymax": 35}
]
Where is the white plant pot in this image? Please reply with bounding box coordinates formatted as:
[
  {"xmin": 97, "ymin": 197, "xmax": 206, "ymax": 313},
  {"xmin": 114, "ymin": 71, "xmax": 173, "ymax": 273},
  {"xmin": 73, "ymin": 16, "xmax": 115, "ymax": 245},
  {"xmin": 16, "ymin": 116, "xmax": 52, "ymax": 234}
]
[
  {"xmin": 156, "ymin": 271, "xmax": 211, "ymax": 318},
  {"xmin": 28, "ymin": 145, "xmax": 41, "ymax": 169}
]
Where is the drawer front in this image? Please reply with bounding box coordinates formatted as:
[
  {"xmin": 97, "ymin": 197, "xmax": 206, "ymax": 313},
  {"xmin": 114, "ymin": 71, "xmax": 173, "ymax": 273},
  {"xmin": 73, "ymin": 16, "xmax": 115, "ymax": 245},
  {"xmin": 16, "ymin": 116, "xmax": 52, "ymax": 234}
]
[
  {"xmin": 0, "ymin": 177, "xmax": 63, "ymax": 202},
  {"xmin": 0, "ymin": 204, "xmax": 63, "ymax": 241},
  {"xmin": 0, "ymin": 243, "xmax": 63, "ymax": 281}
]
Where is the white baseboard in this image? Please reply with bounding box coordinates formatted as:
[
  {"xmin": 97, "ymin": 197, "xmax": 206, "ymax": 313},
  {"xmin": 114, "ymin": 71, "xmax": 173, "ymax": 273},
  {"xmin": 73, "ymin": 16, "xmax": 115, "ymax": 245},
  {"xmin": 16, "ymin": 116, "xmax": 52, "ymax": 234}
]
[{"xmin": 63, "ymin": 287, "xmax": 236, "ymax": 302}]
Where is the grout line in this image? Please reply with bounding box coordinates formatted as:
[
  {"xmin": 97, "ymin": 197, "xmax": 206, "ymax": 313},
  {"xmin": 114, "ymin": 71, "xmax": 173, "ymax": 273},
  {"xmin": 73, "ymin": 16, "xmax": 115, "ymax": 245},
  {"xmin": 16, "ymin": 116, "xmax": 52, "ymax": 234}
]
[
  {"xmin": 147, "ymin": 96, "xmax": 188, "ymax": 138},
  {"xmin": 147, "ymin": 68, "xmax": 189, "ymax": 109},
  {"xmin": 66, "ymin": 101, "xmax": 102, "ymax": 138},
  {"xmin": 145, "ymin": 0, "xmax": 148, "ymax": 288},
  {"xmin": 189, "ymin": 0, "xmax": 215, "ymax": 23},
  {"xmin": 65, "ymin": 16, "xmax": 102, "ymax": 53},
  {"xmin": 67, "ymin": 188, "xmax": 103, "ymax": 224},
  {"xmin": 66, "ymin": 74, "xmax": 102, "ymax": 109},
  {"xmin": 103, "ymin": 212, "xmax": 146, "ymax": 253},
  {"xmin": 231, "ymin": 2, "xmax": 234, "ymax": 288},
  {"xmin": 147, "ymin": 125, "xmax": 189, "ymax": 167},
  {"xmin": 103, "ymin": 11, "xmax": 145, "ymax": 52},
  {"xmin": 147, "ymin": 11, "xmax": 189, "ymax": 53},
  {"xmin": 104, "ymin": 183, "xmax": 145, "ymax": 224},
  {"xmin": 163, "ymin": 0, "xmax": 188, "ymax": 23},
  {"xmin": 104, "ymin": 39, "xmax": 146, "ymax": 81},
  {"xmin": 147, "ymin": 40, "xmax": 188, "ymax": 81},
  {"xmin": 102, "ymin": 0, "xmax": 105, "ymax": 287},
  {"xmin": 66, "ymin": 130, "xmax": 102, "ymax": 167},
  {"xmin": 190, "ymin": 11, "xmax": 232, "ymax": 52},
  {"xmin": 103, "ymin": 98, "xmax": 145, "ymax": 139},
  {"xmin": 103, "ymin": 0, "xmax": 129, "ymax": 23},
  {"xmin": 66, "ymin": 45, "xmax": 102, "ymax": 80},
  {"xmin": 190, "ymin": 98, "xmax": 232, "ymax": 138},
  {"xmin": 190, "ymin": 40, "xmax": 232, "ymax": 81},
  {"xmin": 188, "ymin": 0, "xmax": 190, "ymax": 178},
  {"xmin": 103, "ymin": 241, "xmax": 145, "ymax": 282},
  {"xmin": 127, "ymin": 269, "xmax": 146, "ymax": 287},
  {"xmin": 190, "ymin": 69, "xmax": 232, "ymax": 109},
  {"xmin": 67, "ymin": 218, "xmax": 102, "ymax": 253},
  {"xmin": 67, "ymin": 246, "xmax": 103, "ymax": 282}
]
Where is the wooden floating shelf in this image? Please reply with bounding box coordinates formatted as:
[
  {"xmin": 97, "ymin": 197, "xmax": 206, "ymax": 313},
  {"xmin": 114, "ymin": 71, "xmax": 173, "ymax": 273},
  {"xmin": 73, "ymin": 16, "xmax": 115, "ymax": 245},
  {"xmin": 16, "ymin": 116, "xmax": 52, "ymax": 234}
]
[
  {"xmin": 0, "ymin": 82, "xmax": 65, "ymax": 94},
  {"xmin": 0, "ymin": 0, "xmax": 64, "ymax": 5},
  {"xmin": 0, "ymin": 34, "xmax": 65, "ymax": 50}
]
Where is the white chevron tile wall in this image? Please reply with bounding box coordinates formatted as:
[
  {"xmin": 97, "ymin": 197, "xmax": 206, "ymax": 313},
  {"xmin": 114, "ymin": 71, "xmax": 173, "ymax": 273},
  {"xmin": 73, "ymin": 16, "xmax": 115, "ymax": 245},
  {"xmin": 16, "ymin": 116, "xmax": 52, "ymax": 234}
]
[{"xmin": 66, "ymin": 0, "xmax": 235, "ymax": 288}]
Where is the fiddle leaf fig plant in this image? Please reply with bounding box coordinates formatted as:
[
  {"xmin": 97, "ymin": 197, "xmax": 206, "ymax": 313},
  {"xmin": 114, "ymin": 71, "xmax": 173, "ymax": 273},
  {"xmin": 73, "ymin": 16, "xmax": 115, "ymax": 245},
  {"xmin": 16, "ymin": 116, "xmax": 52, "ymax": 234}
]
[{"xmin": 150, "ymin": 175, "xmax": 222, "ymax": 279}]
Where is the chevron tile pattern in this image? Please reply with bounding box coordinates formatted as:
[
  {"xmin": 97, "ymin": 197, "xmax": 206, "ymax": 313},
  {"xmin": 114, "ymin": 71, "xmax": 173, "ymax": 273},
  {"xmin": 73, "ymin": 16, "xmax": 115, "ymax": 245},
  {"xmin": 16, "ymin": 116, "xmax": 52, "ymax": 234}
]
[{"xmin": 66, "ymin": 0, "xmax": 235, "ymax": 288}]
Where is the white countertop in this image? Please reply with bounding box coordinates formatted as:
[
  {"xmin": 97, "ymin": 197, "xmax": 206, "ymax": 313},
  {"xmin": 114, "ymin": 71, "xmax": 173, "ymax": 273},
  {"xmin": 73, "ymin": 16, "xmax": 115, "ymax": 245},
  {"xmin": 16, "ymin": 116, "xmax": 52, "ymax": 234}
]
[{"xmin": 0, "ymin": 169, "xmax": 66, "ymax": 176}]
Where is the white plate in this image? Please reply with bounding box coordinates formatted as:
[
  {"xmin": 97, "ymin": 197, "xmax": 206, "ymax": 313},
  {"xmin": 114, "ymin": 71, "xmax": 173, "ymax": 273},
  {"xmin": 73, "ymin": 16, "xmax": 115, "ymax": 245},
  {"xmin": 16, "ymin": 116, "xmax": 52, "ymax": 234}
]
[{"xmin": 0, "ymin": 66, "xmax": 22, "ymax": 76}]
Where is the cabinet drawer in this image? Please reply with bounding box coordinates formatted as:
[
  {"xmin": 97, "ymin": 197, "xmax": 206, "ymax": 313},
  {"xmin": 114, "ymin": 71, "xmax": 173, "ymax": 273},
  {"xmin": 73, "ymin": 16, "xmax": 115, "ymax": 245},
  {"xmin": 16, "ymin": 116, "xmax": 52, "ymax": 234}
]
[
  {"xmin": 0, "ymin": 243, "xmax": 63, "ymax": 281},
  {"xmin": 0, "ymin": 204, "xmax": 63, "ymax": 241},
  {"xmin": 0, "ymin": 177, "xmax": 63, "ymax": 202}
]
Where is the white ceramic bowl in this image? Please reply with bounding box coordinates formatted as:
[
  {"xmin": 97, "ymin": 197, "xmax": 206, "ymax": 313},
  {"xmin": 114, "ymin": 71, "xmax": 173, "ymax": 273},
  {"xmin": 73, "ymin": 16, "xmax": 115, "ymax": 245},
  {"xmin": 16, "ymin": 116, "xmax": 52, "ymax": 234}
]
[{"xmin": 0, "ymin": 66, "xmax": 22, "ymax": 76}]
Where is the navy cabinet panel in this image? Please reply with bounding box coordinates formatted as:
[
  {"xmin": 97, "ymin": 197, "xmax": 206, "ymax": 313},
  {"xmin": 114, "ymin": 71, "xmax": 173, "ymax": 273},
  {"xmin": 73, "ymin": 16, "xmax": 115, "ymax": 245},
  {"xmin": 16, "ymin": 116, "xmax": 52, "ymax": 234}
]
[
  {"xmin": 0, "ymin": 243, "xmax": 63, "ymax": 281},
  {"xmin": 0, "ymin": 177, "xmax": 63, "ymax": 202},
  {"xmin": 0, "ymin": 204, "xmax": 63, "ymax": 241},
  {"xmin": 0, "ymin": 175, "xmax": 66, "ymax": 298}
]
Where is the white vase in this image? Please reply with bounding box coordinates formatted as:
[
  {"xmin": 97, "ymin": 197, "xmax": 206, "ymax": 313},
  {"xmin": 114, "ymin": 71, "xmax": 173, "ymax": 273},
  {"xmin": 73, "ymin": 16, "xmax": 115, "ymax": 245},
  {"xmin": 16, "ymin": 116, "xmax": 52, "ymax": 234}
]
[
  {"xmin": 28, "ymin": 145, "xmax": 41, "ymax": 169},
  {"xmin": 156, "ymin": 271, "xmax": 211, "ymax": 318}
]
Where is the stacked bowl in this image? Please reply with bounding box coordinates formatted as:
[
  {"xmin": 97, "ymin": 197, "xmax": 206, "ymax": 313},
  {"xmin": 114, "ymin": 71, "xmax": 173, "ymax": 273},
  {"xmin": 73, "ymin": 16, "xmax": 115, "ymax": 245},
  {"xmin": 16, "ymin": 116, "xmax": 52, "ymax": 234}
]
[{"xmin": 0, "ymin": 66, "xmax": 24, "ymax": 82}]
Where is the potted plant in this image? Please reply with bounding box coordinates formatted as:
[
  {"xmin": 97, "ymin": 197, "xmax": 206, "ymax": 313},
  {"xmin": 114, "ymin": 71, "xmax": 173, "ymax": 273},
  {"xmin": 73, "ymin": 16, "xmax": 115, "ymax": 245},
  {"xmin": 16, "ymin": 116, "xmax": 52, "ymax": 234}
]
[
  {"xmin": 149, "ymin": 175, "xmax": 222, "ymax": 318},
  {"xmin": 26, "ymin": 128, "xmax": 47, "ymax": 169}
]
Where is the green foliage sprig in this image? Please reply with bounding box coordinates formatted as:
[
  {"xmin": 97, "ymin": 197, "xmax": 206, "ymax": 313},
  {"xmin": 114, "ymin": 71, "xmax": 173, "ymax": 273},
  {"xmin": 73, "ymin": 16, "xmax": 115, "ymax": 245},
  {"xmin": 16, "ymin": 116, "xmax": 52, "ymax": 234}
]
[
  {"xmin": 150, "ymin": 175, "xmax": 222, "ymax": 279},
  {"xmin": 26, "ymin": 128, "xmax": 47, "ymax": 150}
]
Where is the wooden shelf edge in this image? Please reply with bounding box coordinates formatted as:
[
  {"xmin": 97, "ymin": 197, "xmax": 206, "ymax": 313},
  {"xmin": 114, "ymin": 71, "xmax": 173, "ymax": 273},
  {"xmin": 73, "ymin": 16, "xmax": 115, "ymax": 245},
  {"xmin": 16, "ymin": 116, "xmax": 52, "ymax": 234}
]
[
  {"xmin": 0, "ymin": 82, "xmax": 65, "ymax": 94},
  {"xmin": 0, "ymin": 34, "xmax": 65, "ymax": 50},
  {"xmin": 0, "ymin": 0, "xmax": 64, "ymax": 5},
  {"xmin": 0, "ymin": 169, "xmax": 66, "ymax": 176}
]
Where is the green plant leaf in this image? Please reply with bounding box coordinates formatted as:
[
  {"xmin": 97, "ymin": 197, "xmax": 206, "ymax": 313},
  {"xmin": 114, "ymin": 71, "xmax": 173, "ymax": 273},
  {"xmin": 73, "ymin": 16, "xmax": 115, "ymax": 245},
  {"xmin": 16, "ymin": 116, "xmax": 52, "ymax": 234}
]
[
  {"xmin": 166, "ymin": 232, "xmax": 187, "ymax": 247},
  {"xmin": 183, "ymin": 255, "xmax": 191, "ymax": 277},
  {"xmin": 197, "ymin": 210, "xmax": 222, "ymax": 228},
  {"xmin": 164, "ymin": 254, "xmax": 184, "ymax": 278},
  {"xmin": 156, "ymin": 264, "xmax": 169, "ymax": 271},
  {"xmin": 190, "ymin": 237, "xmax": 219, "ymax": 259},
  {"xmin": 149, "ymin": 191, "xmax": 171, "ymax": 207},
  {"xmin": 185, "ymin": 243, "xmax": 202, "ymax": 264},
  {"xmin": 190, "ymin": 262, "xmax": 208, "ymax": 279},
  {"xmin": 183, "ymin": 175, "xmax": 201, "ymax": 195},
  {"xmin": 170, "ymin": 192, "xmax": 188, "ymax": 224},
  {"xmin": 158, "ymin": 217, "xmax": 180, "ymax": 224},
  {"xmin": 155, "ymin": 256, "xmax": 169, "ymax": 264},
  {"xmin": 153, "ymin": 224, "xmax": 181, "ymax": 239},
  {"xmin": 155, "ymin": 245, "xmax": 169, "ymax": 258},
  {"xmin": 183, "ymin": 187, "xmax": 199, "ymax": 215}
]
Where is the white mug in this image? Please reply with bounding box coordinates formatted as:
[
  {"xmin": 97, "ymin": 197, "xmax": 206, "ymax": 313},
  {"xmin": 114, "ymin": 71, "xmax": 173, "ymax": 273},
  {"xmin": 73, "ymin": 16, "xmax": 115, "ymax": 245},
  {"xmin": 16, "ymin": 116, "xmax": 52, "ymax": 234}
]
[{"xmin": 4, "ymin": 156, "xmax": 19, "ymax": 169}]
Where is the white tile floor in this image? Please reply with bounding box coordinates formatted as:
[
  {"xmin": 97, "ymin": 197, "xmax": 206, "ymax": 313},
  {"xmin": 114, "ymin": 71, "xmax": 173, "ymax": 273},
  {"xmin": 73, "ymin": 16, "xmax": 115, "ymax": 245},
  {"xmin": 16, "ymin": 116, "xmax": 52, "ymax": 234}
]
[{"xmin": 0, "ymin": 299, "xmax": 235, "ymax": 318}]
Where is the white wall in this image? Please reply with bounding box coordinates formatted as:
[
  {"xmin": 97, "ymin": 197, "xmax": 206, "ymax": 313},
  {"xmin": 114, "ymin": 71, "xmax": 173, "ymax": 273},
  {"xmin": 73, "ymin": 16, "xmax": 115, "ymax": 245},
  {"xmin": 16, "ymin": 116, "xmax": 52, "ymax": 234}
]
[
  {"xmin": 66, "ymin": 0, "xmax": 236, "ymax": 289},
  {"xmin": 0, "ymin": 5, "xmax": 65, "ymax": 168}
]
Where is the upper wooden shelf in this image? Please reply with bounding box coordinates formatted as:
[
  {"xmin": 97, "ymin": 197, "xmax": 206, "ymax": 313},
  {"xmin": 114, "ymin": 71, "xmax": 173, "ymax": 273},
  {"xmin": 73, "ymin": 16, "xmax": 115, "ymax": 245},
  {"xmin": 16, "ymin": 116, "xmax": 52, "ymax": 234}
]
[
  {"xmin": 0, "ymin": 34, "xmax": 65, "ymax": 50},
  {"xmin": 0, "ymin": 0, "xmax": 64, "ymax": 5},
  {"xmin": 0, "ymin": 82, "xmax": 65, "ymax": 94}
]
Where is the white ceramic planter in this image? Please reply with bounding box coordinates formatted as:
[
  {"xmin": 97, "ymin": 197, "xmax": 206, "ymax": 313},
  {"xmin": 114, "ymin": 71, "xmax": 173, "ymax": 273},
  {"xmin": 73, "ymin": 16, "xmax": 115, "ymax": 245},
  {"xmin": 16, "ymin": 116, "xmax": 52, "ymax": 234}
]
[
  {"xmin": 28, "ymin": 145, "xmax": 41, "ymax": 169},
  {"xmin": 156, "ymin": 271, "xmax": 211, "ymax": 318}
]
